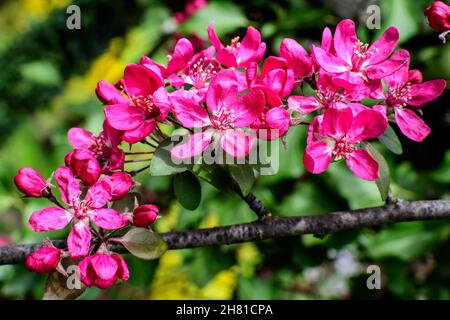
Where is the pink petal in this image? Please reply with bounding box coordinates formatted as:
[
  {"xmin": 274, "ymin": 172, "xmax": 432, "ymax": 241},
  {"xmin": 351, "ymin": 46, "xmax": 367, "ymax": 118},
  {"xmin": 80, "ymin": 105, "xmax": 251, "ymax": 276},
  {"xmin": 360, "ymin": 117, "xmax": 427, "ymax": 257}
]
[
  {"xmin": 260, "ymin": 56, "xmax": 287, "ymax": 78},
  {"xmin": 347, "ymin": 109, "xmax": 388, "ymax": 142},
  {"xmin": 207, "ymin": 23, "xmax": 223, "ymax": 50},
  {"xmin": 220, "ymin": 130, "xmax": 256, "ymax": 158},
  {"xmin": 124, "ymin": 64, "xmax": 163, "ymax": 97},
  {"xmin": 216, "ymin": 48, "xmax": 238, "ymax": 68},
  {"xmin": 288, "ymin": 96, "xmax": 321, "ymax": 114},
  {"xmin": 264, "ymin": 107, "xmax": 290, "ymax": 138},
  {"xmin": 104, "ymin": 104, "xmax": 144, "ymax": 131},
  {"xmin": 112, "ymin": 254, "xmax": 129, "ymax": 281},
  {"xmin": 67, "ymin": 128, "xmax": 93, "ymax": 149},
  {"xmin": 206, "ymin": 70, "xmax": 240, "ymax": 112},
  {"xmin": 90, "ymin": 254, "xmax": 118, "ymax": 280},
  {"xmin": 67, "ymin": 221, "xmax": 91, "ymax": 258},
  {"xmin": 321, "ymin": 27, "xmax": 334, "ymax": 52},
  {"xmin": 234, "ymin": 89, "xmax": 266, "ymax": 127},
  {"xmin": 383, "ymin": 50, "xmax": 410, "ymax": 88},
  {"xmin": 311, "ymin": 46, "xmax": 350, "ymax": 74},
  {"xmin": 85, "ymin": 177, "xmax": 113, "ymax": 208},
  {"xmin": 261, "ymin": 68, "xmax": 286, "ymax": 97},
  {"xmin": 29, "ymin": 207, "xmax": 72, "ymax": 232},
  {"xmin": 365, "ymin": 55, "xmax": 406, "ymax": 80},
  {"xmin": 92, "ymin": 208, "xmax": 129, "ymax": 230},
  {"xmin": 322, "ymin": 107, "xmax": 353, "ymax": 140},
  {"xmin": 333, "ymin": 19, "xmax": 357, "ymax": 65},
  {"xmin": 152, "ymin": 86, "xmax": 171, "ymax": 121},
  {"xmin": 70, "ymin": 150, "xmax": 101, "ymax": 186},
  {"xmin": 279, "ymin": 38, "xmax": 312, "ymax": 78},
  {"xmin": 122, "ymin": 119, "xmax": 156, "ymax": 144},
  {"xmin": 346, "ymin": 149, "xmax": 379, "ymax": 181},
  {"xmin": 408, "ymin": 69, "xmax": 423, "ymax": 84},
  {"xmin": 303, "ymin": 140, "xmax": 333, "ymax": 174},
  {"xmin": 170, "ymin": 131, "xmax": 213, "ymax": 159},
  {"xmin": 236, "ymin": 26, "xmax": 262, "ymax": 67},
  {"xmin": 170, "ymin": 90, "xmax": 211, "ymax": 128},
  {"xmin": 395, "ymin": 108, "xmax": 431, "ymax": 142},
  {"xmin": 165, "ymin": 38, "xmax": 194, "ymax": 76},
  {"xmin": 54, "ymin": 166, "xmax": 81, "ymax": 205},
  {"xmin": 367, "ymin": 26, "xmax": 399, "ymax": 65},
  {"xmin": 95, "ymin": 80, "xmax": 128, "ymax": 105},
  {"xmin": 103, "ymin": 120, "xmax": 123, "ymax": 147},
  {"xmin": 408, "ymin": 79, "xmax": 446, "ymax": 107}
]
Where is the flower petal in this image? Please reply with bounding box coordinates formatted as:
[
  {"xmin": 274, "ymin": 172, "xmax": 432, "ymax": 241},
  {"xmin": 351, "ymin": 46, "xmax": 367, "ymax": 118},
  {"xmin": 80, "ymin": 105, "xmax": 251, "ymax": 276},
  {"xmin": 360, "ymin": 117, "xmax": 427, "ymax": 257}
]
[
  {"xmin": 67, "ymin": 221, "xmax": 92, "ymax": 258},
  {"xmin": 170, "ymin": 131, "xmax": 213, "ymax": 159},
  {"xmin": 55, "ymin": 166, "xmax": 81, "ymax": 205},
  {"xmin": 279, "ymin": 38, "xmax": 312, "ymax": 78},
  {"xmin": 322, "ymin": 107, "xmax": 353, "ymax": 140},
  {"xmin": 303, "ymin": 140, "xmax": 333, "ymax": 174},
  {"xmin": 333, "ymin": 19, "xmax": 357, "ymax": 65},
  {"xmin": 85, "ymin": 177, "xmax": 113, "ymax": 209},
  {"xmin": 96, "ymin": 80, "xmax": 129, "ymax": 105},
  {"xmin": 288, "ymin": 96, "xmax": 321, "ymax": 114},
  {"xmin": 233, "ymin": 89, "xmax": 266, "ymax": 127},
  {"xmin": 311, "ymin": 46, "xmax": 350, "ymax": 74},
  {"xmin": 29, "ymin": 207, "xmax": 72, "ymax": 232},
  {"xmin": 408, "ymin": 79, "xmax": 446, "ymax": 108},
  {"xmin": 122, "ymin": 119, "xmax": 156, "ymax": 144},
  {"xmin": 347, "ymin": 109, "xmax": 388, "ymax": 142},
  {"xmin": 92, "ymin": 208, "xmax": 129, "ymax": 230},
  {"xmin": 220, "ymin": 130, "xmax": 256, "ymax": 158},
  {"xmin": 170, "ymin": 90, "xmax": 211, "ymax": 128},
  {"xmin": 165, "ymin": 38, "xmax": 194, "ymax": 76},
  {"xmin": 124, "ymin": 64, "xmax": 163, "ymax": 97},
  {"xmin": 236, "ymin": 26, "xmax": 262, "ymax": 67},
  {"xmin": 67, "ymin": 128, "xmax": 94, "ymax": 149},
  {"xmin": 346, "ymin": 149, "xmax": 379, "ymax": 181},
  {"xmin": 104, "ymin": 104, "xmax": 144, "ymax": 131},
  {"xmin": 367, "ymin": 26, "xmax": 399, "ymax": 65},
  {"xmin": 395, "ymin": 108, "xmax": 431, "ymax": 142}
]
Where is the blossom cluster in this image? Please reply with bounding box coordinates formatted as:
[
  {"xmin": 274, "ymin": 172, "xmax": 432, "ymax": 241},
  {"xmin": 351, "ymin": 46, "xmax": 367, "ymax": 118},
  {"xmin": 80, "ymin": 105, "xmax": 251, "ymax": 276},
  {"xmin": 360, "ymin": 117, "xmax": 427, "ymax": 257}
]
[{"xmin": 14, "ymin": 19, "xmax": 446, "ymax": 290}]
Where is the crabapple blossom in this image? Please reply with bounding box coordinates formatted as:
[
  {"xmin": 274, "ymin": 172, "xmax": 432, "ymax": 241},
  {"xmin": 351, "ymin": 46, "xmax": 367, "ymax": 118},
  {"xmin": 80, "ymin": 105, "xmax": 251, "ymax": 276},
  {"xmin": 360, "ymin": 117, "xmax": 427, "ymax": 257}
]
[
  {"xmin": 14, "ymin": 167, "xmax": 50, "ymax": 198},
  {"xmin": 25, "ymin": 247, "xmax": 62, "ymax": 274},
  {"xmin": 425, "ymin": 1, "xmax": 450, "ymax": 35},
  {"xmin": 133, "ymin": 204, "xmax": 159, "ymax": 227}
]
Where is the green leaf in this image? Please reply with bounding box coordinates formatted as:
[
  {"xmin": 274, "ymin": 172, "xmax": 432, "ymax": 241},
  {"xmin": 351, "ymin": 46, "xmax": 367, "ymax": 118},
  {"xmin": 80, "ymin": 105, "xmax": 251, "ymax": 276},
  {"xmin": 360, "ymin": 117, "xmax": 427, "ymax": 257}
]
[
  {"xmin": 43, "ymin": 258, "xmax": 86, "ymax": 300},
  {"xmin": 120, "ymin": 228, "xmax": 168, "ymax": 260},
  {"xmin": 150, "ymin": 137, "xmax": 191, "ymax": 176},
  {"xmin": 180, "ymin": 2, "xmax": 247, "ymax": 39},
  {"xmin": 364, "ymin": 142, "xmax": 390, "ymax": 201},
  {"xmin": 174, "ymin": 171, "xmax": 202, "ymax": 210},
  {"xmin": 229, "ymin": 164, "xmax": 255, "ymax": 196},
  {"xmin": 378, "ymin": 125, "xmax": 403, "ymax": 155},
  {"xmin": 192, "ymin": 164, "xmax": 233, "ymax": 193}
]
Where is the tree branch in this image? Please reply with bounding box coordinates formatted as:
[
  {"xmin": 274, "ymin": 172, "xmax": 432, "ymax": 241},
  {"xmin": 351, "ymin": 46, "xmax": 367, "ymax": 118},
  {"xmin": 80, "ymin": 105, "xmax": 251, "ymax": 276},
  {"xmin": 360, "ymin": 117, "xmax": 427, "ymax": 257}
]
[{"xmin": 1, "ymin": 200, "xmax": 449, "ymax": 265}]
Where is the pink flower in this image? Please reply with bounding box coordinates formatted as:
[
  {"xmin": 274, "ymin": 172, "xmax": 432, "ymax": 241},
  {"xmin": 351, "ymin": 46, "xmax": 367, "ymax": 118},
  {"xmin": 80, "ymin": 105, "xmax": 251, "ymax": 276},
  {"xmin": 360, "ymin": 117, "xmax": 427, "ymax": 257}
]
[
  {"xmin": 173, "ymin": 0, "xmax": 207, "ymax": 24},
  {"xmin": 29, "ymin": 167, "xmax": 129, "ymax": 258},
  {"xmin": 67, "ymin": 122, "xmax": 124, "ymax": 172},
  {"xmin": 14, "ymin": 167, "xmax": 50, "ymax": 198},
  {"xmin": 379, "ymin": 50, "xmax": 447, "ymax": 142},
  {"xmin": 208, "ymin": 24, "xmax": 266, "ymax": 68},
  {"xmin": 425, "ymin": 1, "xmax": 450, "ymax": 33},
  {"xmin": 279, "ymin": 38, "xmax": 313, "ymax": 78},
  {"xmin": 304, "ymin": 106, "xmax": 387, "ymax": 181},
  {"xmin": 110, "ymin": 172, "xmax": 134, "ymax": 201},
  {"xmin": 78, "ymin": 252, "xmax": 129, "ymax": 289},
  {"xmin": 246, "ymin": 56, "xmax": 297, "ymax": 107},
  {"xmin": 133, "ymin": 204, "xmax": 159, "ymax": 227},
  {"xmin": 311, "ymin": 19, "xmax": 402, "ymax": 90},
  {"xmin": 101, "ymin": 63, "xmax": 171, "ymax": 144},
  {"xmin": 26, "ymin": 247, "xmax": 62, "ymax": 274},
  {"xmin": 165, "ymin": 38, "xmax": 219, "ymax": 96},
  {"xmin": 251, "ymin": 107, "xmax": 291, "ymax": 141},
  {"xmin": 170, "ymin": 70, "xmax": 265, "ymax": 158}
]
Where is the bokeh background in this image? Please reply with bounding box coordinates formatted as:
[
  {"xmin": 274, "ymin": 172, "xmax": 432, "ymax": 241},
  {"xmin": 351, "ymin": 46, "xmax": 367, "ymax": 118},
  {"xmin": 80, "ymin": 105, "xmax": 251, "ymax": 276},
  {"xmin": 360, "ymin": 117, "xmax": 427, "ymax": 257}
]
[{"xmin": 0, "ymin": 0, "xmax": 449, "ymax": 299}]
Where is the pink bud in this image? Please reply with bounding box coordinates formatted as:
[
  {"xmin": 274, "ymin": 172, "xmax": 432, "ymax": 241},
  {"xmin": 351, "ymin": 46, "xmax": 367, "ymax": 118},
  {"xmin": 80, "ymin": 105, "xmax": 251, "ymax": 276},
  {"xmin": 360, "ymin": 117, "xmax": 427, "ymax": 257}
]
[
  {"xmin": 25, "ymin": 247, "xmax": 61, "ymax": 274},
  {"xmin": 14, "ymin": 167, "xmax": 48, "ymax": 198},
  {"xmin": 133, "ymin": 204, "xmax": 159, "ymax": 227},
  {"xmin": 425, "ymin": 1, "xmax": 450, "ymax": 33},
  {"xmin": 70, "ymin": 149, "xmax": 101, "ymax": 185},
  {"xmin": 78, "ymin": 253, "xmax": 129, "ymax": 289},
  {"xmin": 110, "ymin": 172, "xmax": 134, "ymax": 201}
]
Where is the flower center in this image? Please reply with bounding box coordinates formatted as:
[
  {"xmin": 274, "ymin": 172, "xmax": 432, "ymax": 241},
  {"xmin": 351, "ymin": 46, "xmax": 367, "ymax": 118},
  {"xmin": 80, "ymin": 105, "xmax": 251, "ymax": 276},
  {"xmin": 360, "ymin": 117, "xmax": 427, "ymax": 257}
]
[
  {"xmin": 131, "ymin": 94, "xmax": 160, "ymax": 118},
  {"xmin": 227, "ymin": 36, "xmax": 241, "ymax": 53},
  {"xmin": 72, "ymin": 199, "xmax": 93, "ymax": 219},
  {"xmin": 332, "ymin": 137, "xmax": 356, "ymax": 160},
  {"xmin": 90, "ymin": 133, "xmax": 111, "ymax": 160},
  {"xmin": 210, "ymin": 107, "xmax": 236, "ymax": 130},
  {"xmin": 187, "ymin": 57, "xmax": 218, "ymax": 88},
  {"xmin": 387, "ymin": 82, "xmax": 412, "ymax": 107},
  {"xmin": 316, "ymin": 86, "xmax": 341, "ymax": 107},
  {"xmin": 352, "ymin": 40, "xmax": 378, "ymax": 70}
]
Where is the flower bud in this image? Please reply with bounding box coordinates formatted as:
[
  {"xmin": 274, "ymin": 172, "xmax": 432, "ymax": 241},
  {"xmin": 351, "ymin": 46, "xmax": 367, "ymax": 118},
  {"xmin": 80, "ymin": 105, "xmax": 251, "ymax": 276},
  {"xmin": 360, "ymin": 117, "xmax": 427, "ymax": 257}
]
[
  {"xmin": 425, "ymin": 1, "xmax": 450, "ymax": 33},
  {"xmin": 110, "ymin": 172, "xmax": 134, "ymax": 201},
  {"xmin": 133, "ymin": 204, "xmax": 159, "ymax": 227},
  {"xmin": 14, "ymin": 167, "xmax": 48, "ymax": 198},
  {"xmin": 25, "ymin": 247, "xmax": 62, "ymax": 274},
  {"xmin": 70, "ymin": 149, "xmax": 101, "ymax": 185}
]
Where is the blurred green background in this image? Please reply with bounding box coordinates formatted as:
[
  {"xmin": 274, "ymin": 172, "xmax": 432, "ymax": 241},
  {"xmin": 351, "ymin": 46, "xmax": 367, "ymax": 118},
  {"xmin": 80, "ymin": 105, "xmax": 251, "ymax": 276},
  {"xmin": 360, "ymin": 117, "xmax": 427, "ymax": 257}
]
[{"xmin": 0, "ymin": 0, "xmax": 449, "ymax": 299}]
